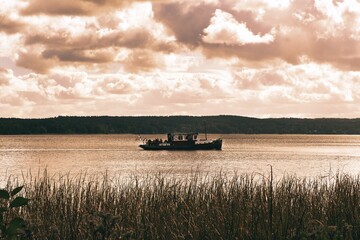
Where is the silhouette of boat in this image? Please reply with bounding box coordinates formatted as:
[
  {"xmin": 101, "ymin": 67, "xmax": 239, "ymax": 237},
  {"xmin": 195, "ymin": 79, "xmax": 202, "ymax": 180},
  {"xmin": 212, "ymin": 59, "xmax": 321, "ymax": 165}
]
[{"xmin": 139, "ymin": 133, "xmax": 222, "ymax": 150}]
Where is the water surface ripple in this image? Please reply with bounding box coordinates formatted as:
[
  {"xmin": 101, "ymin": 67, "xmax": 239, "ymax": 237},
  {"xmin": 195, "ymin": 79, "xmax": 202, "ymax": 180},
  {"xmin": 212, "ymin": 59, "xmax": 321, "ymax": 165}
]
[{"xmin": 1, "ymin": 134, "xmax": 360, "ymax": 182}]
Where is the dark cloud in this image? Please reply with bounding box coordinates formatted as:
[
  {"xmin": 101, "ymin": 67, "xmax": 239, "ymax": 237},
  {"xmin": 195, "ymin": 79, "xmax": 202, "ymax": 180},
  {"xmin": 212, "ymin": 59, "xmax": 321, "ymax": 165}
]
[
  {"xmin": 24, "ymin": 33, "xmax": 68, "ymax": 47},
  {"xmin": 0, "ymin": 14, "xmax": 25, "ymax": 34},
  {"xmin": 333, "ymin": 58, "xmax": 360, "ymax": 71},
  {"xmin": 24, "ymin": 30, "xmax": 113, "ymax": 50},
  {"xmin": 21, "ymin": 0, "xmax": 164, "ymax": 16},
  {"xmin": 42, "ymin": 49, "xmax": 113, "ymax": 63},
  {"xmin": 122, "ymin": 50, "xmax": 162, "ymax": 73},
  {"xmin": 55, "ymin": 90, "xmax": 84, "ymax": 100},
  {"xmin": 153, "ymin": 2, "xmax": 215, "ymax": 46},
  {"xmin": 16, "ymin": 51, "xmax": 56, "ymax": 74},
  {"xmin": 21, "ymin": 0, "xmax": 120, "ymax": 16},
  {"xmin": 310, "ymin": 37, "xmax": 360, "ymax": 71},
  {"xmin": 25, "ymin": 27, "xmax": 176, "ymax": 53},
  {"xmin": 21, "ymin": 20, "xmax": 177, "ymax": 72}
]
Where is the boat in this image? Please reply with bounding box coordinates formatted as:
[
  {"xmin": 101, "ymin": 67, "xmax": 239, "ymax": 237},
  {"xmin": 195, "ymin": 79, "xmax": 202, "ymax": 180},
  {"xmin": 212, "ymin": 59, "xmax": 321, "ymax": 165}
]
[{"xmin": 139, "ymin": 132, "xmax": 222, "ymax": 150}]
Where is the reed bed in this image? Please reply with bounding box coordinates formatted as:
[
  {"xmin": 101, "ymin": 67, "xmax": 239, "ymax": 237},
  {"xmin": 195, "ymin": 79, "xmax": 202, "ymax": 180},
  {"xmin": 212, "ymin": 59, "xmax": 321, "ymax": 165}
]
[{"xmin": 2, "ymin": 171, "xmax": 360, "ymax": 239}]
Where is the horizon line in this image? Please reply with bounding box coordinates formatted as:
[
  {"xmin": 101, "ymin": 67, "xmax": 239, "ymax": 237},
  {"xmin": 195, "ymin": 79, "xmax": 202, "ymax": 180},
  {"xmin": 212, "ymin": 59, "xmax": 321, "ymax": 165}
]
[{"xmin": 1, "ymin": 115, "xmax": 360, "ymax": 120}]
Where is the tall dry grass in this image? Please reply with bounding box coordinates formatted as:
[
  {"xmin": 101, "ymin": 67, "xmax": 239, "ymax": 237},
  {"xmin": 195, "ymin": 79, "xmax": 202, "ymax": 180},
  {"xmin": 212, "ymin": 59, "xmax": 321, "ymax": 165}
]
[{"xmin": 3, "ymin": 170, "xmax": 360, "ymax": 239}]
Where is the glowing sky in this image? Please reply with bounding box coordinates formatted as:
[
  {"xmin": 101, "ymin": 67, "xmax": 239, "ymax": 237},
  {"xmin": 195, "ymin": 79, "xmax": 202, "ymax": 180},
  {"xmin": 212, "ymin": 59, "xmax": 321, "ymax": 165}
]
[{"xmin": 1, "ymin": 0, "xmax": 360, "ymax": 118}]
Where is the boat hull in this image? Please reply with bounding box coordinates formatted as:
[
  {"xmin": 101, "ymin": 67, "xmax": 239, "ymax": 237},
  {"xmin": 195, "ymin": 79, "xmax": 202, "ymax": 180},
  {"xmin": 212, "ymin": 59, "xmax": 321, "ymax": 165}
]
[{"xmin": 139, "ymin": 139, "xmax": 222, "ymax": 150}]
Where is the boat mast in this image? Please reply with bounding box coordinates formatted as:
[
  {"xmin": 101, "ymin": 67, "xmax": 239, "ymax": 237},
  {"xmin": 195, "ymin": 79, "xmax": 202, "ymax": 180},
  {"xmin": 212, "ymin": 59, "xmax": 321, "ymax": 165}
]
[{"xmin": 204, "ymin": 121, "xmax": 208, "ymax": 140}]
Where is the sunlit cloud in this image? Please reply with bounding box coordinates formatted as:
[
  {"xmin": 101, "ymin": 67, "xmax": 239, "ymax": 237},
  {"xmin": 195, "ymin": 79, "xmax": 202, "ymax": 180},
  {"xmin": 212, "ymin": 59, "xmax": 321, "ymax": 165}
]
[{"xmin": 202, "ymin": 9, "xmax": 275, "ymax": 45}]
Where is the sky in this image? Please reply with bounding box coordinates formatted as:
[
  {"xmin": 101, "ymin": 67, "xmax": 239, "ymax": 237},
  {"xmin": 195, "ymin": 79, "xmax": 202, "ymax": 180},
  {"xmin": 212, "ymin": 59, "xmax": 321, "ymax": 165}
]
[{"xmin": 1, "ymin": 0, "xmax": 360, "ymax": 118}]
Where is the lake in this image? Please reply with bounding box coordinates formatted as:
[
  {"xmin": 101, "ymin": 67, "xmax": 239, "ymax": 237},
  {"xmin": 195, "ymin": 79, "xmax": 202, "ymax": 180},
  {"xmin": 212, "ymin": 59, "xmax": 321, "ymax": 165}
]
[{"xmin": 1, "ymin": 134, "xmax": 360, "ymax": 183}]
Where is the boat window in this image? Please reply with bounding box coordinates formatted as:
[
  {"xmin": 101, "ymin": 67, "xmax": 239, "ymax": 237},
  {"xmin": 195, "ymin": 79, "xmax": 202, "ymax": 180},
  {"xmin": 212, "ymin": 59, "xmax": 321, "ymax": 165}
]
[
  {"xmin": 194, "ymin": 135, "xmax": 197, "ymax": 140},
  {"xmin": 178, "ymin": 135, "xmax": 183, "ymax": 140}
]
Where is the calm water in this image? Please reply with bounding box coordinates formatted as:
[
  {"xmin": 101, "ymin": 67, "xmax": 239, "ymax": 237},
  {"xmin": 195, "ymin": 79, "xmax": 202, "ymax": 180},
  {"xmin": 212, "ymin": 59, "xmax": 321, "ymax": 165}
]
[{"xmin": 1, "ymin": 134, "xmax": 360, "ymax": 182}]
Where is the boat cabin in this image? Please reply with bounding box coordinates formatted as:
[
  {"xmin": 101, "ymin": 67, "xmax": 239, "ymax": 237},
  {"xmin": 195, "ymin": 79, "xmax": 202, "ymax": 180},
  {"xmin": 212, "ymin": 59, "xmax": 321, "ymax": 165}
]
[{"xmin": 167, "ymin": 133, "xmax": 198, "ymax": 143}]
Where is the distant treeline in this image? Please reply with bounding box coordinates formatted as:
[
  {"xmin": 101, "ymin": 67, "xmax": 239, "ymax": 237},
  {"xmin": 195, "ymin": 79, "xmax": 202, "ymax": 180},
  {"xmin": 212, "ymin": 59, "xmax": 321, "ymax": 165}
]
[{"xmin": 0, "ymin": 115, "xmax": 360, "ymax": 134}]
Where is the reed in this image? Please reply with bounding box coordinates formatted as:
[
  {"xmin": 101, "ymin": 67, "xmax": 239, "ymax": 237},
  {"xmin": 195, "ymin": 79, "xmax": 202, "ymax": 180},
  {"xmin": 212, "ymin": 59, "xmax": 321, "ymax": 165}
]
[{"xmin": 2, "ymin": 171, "xmax": 360, "ymax": 239}]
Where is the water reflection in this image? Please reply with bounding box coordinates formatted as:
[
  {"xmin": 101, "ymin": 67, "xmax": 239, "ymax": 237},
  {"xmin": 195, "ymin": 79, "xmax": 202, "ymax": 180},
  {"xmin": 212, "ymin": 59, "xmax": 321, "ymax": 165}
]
[{"xmin": 1, "ymin": 134, "xmax": 360, "ymax": 184}]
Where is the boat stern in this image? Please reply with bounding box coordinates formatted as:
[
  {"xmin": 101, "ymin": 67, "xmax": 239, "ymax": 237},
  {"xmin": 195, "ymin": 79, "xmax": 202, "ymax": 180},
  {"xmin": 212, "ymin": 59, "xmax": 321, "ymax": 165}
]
[{"xmin": 214, "ymin": 138, "xmax": 222, "ymax": 150}]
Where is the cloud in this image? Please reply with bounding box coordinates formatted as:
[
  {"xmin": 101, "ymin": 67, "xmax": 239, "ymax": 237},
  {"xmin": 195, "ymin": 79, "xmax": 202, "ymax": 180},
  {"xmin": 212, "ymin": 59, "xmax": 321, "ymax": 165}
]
[
  {"xmin": 153, "ymin": 2, "xmax": 216, "ymax": 46},
  {"xmin": 21, "ymin": 26, "xmax": 173, "ymax": 72},
  {"xmin": 17, "ymin": 3, "xmax": 177, "ymax": 73},
  {"xmin": 0, "ymin": 14, "xmax": 25, "ymax": 34},
  {"xmin": 5, "ymin": 0, "xmax": 360, "ymax": 74},
  {"xmin": 24, "ymin": 26, "xmax": 153, "ymax": 50},
  {"xmin": 202, "ymin": 9, "xmax": 275, "ymax": 45},
  {"xmin": 1, "ymin": 59, "xmax": 360, "ymax": 118},
  {"xmin": 153, "ymin": 1, "xmax": 273, "ymax": 46},
  {"xmin": 121, "ymin": 50, "xmax": 164, "ymax": 73},
  {"xmin": 153, "ymin": 0, "xmax": 360, "ymax": 71},
  {"xmin": 21, "ymin": 0, "xmax": 126, "ymax": 16},
  {"xmin": 21, "ymin": 0, "xmax": 167, "ymax": 16},
  {"xmin": 0, "ymin": 67, "xmax": 11, "ymax": 85},
  {"xmin": 97, "ymin": 75, "xmax": 136, "ymax": 95},
  {"xmin": 42, "ymin": 49, "xmax": 114, "ymax": 63},
  {"xmin": 16, "ymin": 50, "xmax": 56, "ymax": 74},
  {"xmin": 71, "ymin": 28, "xmax": 173, "ymax": 52},
  {"xmin": 310, "ymin": 37, "xmax": 360, "ymax": 71},
  {"xmin": 233, "ymin": 62, "xmax": 360, "ymax": 105},
  {"xmin": 0, "ymin": 70, "xmax": 50, "ymax": 112},
  {"xmin": 153, "ymin": 1, "xmax": 285, "ymax": 64},
  {"xmin": 228, "ymin": 62, "xmax": 360, "ymax": 117},
  {"xmin": 238, "ymin": 1, "xmax": 359, "ymax": 70}
]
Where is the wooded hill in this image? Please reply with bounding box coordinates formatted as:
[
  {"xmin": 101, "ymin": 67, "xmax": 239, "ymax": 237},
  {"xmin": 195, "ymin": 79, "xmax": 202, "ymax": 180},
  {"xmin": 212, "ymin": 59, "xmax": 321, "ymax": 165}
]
[{"xmin": 0, "ymin": 116, "xmax": 360, "ymax": 134}]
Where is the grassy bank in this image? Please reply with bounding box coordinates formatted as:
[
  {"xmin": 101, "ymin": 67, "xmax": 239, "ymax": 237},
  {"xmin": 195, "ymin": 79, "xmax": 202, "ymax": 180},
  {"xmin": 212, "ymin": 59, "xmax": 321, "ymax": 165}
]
[{"xmin": 2, "ymin": 171, "xmax": 360, "ymax": 239}]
